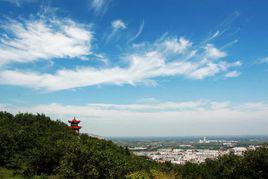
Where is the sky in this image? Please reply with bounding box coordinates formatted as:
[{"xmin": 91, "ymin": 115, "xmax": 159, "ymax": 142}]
[{"xmin": 0, "ymin": 0, "xmax": 268, "ymax": 136}]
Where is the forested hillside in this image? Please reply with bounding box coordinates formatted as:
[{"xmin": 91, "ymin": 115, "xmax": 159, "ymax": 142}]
[
  {"xmin": 0, "ymin": 111, "xmax": 159, "ymax": 178},
  {"xmin": 1, "ymin": 111, "xmax": 268, "ymax": 179}
]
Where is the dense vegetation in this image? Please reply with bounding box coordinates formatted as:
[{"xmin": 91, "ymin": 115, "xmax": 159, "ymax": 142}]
[
  {"xmin": 1, "ymin": 111, "xmax": 268, "ymax": 178},
  {"xmin": 174, "ymin": 147, "xmax": 268, "ymax": 178},
  {"xmin": 0, "ymin": 111, "xmax": 159, "ymax": 178}
]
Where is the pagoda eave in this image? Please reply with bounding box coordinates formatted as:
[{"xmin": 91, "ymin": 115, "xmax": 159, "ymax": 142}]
[
  {"xmin": 68, "ymin": 120, "xmax": 80, "ymax": 123},
  {"xmin": 70, "ymin": 126, "xmax": 82, "ymax": 130}
]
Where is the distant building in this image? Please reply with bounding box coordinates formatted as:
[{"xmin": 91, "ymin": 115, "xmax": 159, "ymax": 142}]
[
  {"xmin": 179, "ymin": 144, "xmax": 192, "ymax": 147},
  {"xmin": 129, "ymin": 147, "xmax": 147, "ymax": 151},
  {"xmin": 229, "ymin": 147, "xmax": 247, "ymax": 156},
  {"xmin": 223, "ymin": 142, "xmax": 234, "ymax": 147},
  {"xmin": 199, "ymin": 137, "xmax": 210, "ymax": 144}
]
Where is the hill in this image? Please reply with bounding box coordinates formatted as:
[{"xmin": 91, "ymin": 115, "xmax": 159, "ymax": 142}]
[{"xmin": 0, "ymin": 111, "xmax": 161, "ymax": 178}]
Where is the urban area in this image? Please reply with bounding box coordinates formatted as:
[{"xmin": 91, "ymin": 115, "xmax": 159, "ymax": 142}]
[{"xmin": 112, "ymin": 136, "xmax": 266, "ymax": 165}]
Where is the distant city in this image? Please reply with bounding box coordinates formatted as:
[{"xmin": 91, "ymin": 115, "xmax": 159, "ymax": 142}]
[{"xmin": 110, "ymin": 136, "xmax": 268, "ymax": 164}]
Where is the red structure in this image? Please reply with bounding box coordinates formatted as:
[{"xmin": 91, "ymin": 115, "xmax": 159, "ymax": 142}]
[{"xmin": 68, "ymin": 117, "xmax": 81, "ymax": 133}]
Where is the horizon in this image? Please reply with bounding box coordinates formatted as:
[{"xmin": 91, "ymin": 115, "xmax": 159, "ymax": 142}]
[
  {"xmin": 0, "ymin": 0, "xmax": 268, "ymax": 136},
  {"xmin": 106, "ymin": 135, "xmax": 268, "ymax": 138}
]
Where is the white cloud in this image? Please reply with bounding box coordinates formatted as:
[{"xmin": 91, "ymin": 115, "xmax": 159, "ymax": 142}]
[
  {"xmin": 0, "ymin": 35, "xmax": 242, "ymax": 91},
  {"xmin": 111, "ymin": 19, "xmax": 126, "ymax": 30},
  {"xmin": 188, "ymin": 62, "xmax": 222, "ymax": 79},
  {"xmin": 0, "ymin": 51, "xmax": 168, "ymax": 91},
  {"xmin": 225, "ymin": 70, "xmax": 241, "ymax": 78},
  {"xmin": 0, "ymin": 15, "xmax": 242, "ymax": 91},
  {"xmin": 205, "ymin": 44, "xmax": 227, "ymax": 59},
  {"xmin": 257, "ymin": 57, "xmax": 268, "ymax": 64},
  {"xmin": 0, "ymin": 18, "xmax": 93, "ymax": 66},
  {"xmin": 2, "ymin": 100, "xmax": 268, "ymax": 136},
  {"xmin": 90, "ymin": 0, "xmax": 110, "ymax": 15},
  {"xmin": 162, "ymin": 37, "xmax": 192, "ymax": 54}
]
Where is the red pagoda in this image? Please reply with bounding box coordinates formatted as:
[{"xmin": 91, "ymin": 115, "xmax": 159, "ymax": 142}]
[{"xmin": 68, "ymin": 117, "xmax": 81, "ymax": 133}]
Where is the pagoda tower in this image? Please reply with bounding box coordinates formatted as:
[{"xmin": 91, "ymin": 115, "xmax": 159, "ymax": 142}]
[{"xmin": 68, "ymin": 117, "xmax": 81, "ymax": 133}]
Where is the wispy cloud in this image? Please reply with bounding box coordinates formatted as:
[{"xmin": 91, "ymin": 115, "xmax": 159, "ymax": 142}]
[
  {"xmin": 202, "ymin": 11, "xmax": 241, "ymax": 46},
  {"xmin": 256, "ymin": 56, "xmax": 268, "ymax": 64},
  {"xmin": 90, "ymin": 0, "xmax": 111, "ymax": 16},
  {"xmin": 111, "ymin": 19, "xmax": 126, "ymax": 30},
  {"xmin": 0, "ymin": 0, "xmax": 36, "ymax": 6},
  {"xmin": 225, "ymin": 70, "xmax": 241, "ymax": 78},
  {"xmin": 0, "ymin": 17, "xmax": 93, "ymax": 66},
  {"xmin": 0, "ymin": 11, "xmax": 242, "ymax": 92},
  {"xmin": 161, "ymin": 37, "xmax": 192, "ymax": 54},
  {"xmin": 0, "ymin": 34, "xmax": 241, "ymax": 91},
  {"xmin": 127, "ymin": 20, "xmax": 145, "ymax": 44},
  {"xmin": 204, "ymin": 44, "xmax": 227, "ymax": 59},
  {"xmin": 105, "ymin": 19, "xmax": 127, "ymax": 42}
]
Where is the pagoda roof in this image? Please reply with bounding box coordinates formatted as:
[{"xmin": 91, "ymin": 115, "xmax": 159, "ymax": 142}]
[
  {"xmin": 68, "ymin": 117, "xmax": 80, "ymax": 124},
  {"xmin": 70, "ymin": 126, "xmax": 81, "ymax": 130}
]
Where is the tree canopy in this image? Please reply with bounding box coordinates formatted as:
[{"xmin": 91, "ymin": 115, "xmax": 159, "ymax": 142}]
[{"xmin": 0, "ymin": 111, "xmax": 157, "ymax": 178}]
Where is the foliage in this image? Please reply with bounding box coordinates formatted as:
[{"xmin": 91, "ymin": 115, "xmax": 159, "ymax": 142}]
[
  {"xmin": 174, "ymin": 147, "xmax": 268, "ymax": 178},
  {"xmin": 0, "ymin": 111, "xmax": 157, "ymax": 178},
  {"xmin": 126, "ymin": 169, "xmax": 175, "ymax": 179}
]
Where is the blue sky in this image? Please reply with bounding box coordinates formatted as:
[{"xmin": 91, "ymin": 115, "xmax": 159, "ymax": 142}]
[{"xmin": 0, "ymin": 0, "xmax": 268, "ymax": 136}]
